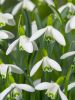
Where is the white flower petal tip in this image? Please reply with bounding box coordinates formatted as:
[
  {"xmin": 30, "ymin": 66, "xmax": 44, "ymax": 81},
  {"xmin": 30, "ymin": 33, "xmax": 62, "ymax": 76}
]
[
  {"xmin": 65, "ymin": 16, "xmax": 75, "ymax": 33},
  {"xmin": 58, "ymin": 2, "xmax": 75, "ymax": 13},
  {"xmin": 60, "ymin": 51, "xmax": 75, "ymax": 59},
  {"xmin": 35, "ymin": 82, "xmax": 51, "ymax": 90},
  {"xmin": 8, "ymin": 64, "xmax": 24, "ymax": 74},
  {"xmin": 0, "ymin": 13, "xmax": 15, "ymax": 26},
  {"xmin": 16, "ymin": 84, "xmax": 35, "ymax": 92},
  {"xmin": 47, "ymin": 57, "xmax": 62, "ymax": 71},
  {"xmin": 30, "ymin": 28, "xmax": 47, "ymax": 42},
  {"xmin": 68, "ymin": 82, "xmax": 75, "ymax": 91},
  {"xmin": 33, "ymin": 79, "xmax": 41, "ymax": 86},
  {"xmin": 44, "ymin": 0, "xmax": 55, "ymax": 6},
  {"xmin": 0, "ymin": 30, "xmax": 15, "ymax": 39},
  {"xmin": 30, "ymin": 59, "xmax": 43, "ymax": 77},
  {"xmin": 6, "ymin": 39, "xmax": 19, "ymax": 55},
  {"xmin": 0, "ymin": 0, "xmax": 5, "ymax": 5}
]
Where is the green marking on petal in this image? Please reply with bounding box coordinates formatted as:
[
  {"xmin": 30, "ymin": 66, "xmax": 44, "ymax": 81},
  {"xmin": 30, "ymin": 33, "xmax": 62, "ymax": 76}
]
[
  {"xmin": 0, "ymin": 22, "xmax": 5, "ymax": 27},
  {"xmin": 43, "ymin": 66, "xmax": 53, "ymax": 72},
  {"xmin": 44, "ymin": 34, "xmax": 54, "ymax": 42},
  {"xmin": 45, "ymin": 90, "xmax": 57, "ymax": 99}
]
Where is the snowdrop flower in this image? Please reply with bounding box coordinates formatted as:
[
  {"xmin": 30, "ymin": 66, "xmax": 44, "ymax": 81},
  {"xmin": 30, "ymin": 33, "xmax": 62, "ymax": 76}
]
[
  {"xmin": 60, "ymin": 51, "xmax": 75, "ymax": 59},
  {"xmin": 0, "ymin": 0, "xmax": 5, "ymax": 5},
  {"xmin": 0, "ymin": 30, "xmax": 15, "ymax": 39},
  {"xmin": 30, "ymin": 56, "xmax": 62, "ymax": 77},
  {"xmin": 44, "ymin": 0, "xmax": 55, "ymax": 6},
  {"xmin": 0, "ymin": 83, "xmax": 35, "ymax": 100},
  {"xmin": 65, "ymin": 16, "xmax": 75, "ymax": 33},
  {"xmin": 30, "ymin": 26, "xmax": 66, "ymax": 46},
  {"xmin": 12, "ymin": 0, "xmax": 35, "ymax": 16},
  {"xmin": 68, "ymin": 82, "xmax": 75, "ymax": 91},
  {"xmin": 35, "ymin": 82, "xmax": 68, "ymax": 100},
  {"xmin": 6, "ymin": 35, "xmax": 38, "ymax": 55},
  {"xmin": 0, "ymin": 64, "xmax": 24, "ymax": 77},
  {"xmin": 33, "ymin": 79, "xmax": 41, "ymax": 86},
  {"xmin": 0, "ymin": 13, "xmax": 15, "ymax": 27},
  {"xmin": 58, "ymin": 2, "xmax": 75, "ymax": 14}
]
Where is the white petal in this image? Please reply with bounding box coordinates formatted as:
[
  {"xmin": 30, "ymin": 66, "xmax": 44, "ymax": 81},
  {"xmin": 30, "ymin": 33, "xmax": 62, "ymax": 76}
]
[
  {"xmin": 16, "ymin": 84, "xmax": 35, "ymax": 92},
  {"xmin": 0, "ymin": 30, "xmax": 15, "ymax": 39},
  {"xmin": 23, "ymin": 0, "xmax": 35, "ymax": 11},
  {"xmin": 65, "ymin": 19, "xmax": 71, "ymax": 33},
  {"xmin": 30, "ymin": 28, "xmax": 47, "ymax": 41},
  {"xmin": 35, "ymin": 82, "xmax": 52, "ymax": 90},
  {"xmin": 6, "ymin": 39, "xmax": 19, "ymax": 55},
  {"xmin": 47, "ymin": 57, "xmax": 62, "ymax": 71},
  {"xmin": 0, "ymin": 83, "xmax": 16, "ymax": 100},
  {"xmin": 68, "ymin": 82, "xmax": 75, "ymax": 91},
  {"xmin": 44, "ymin": 0, "xmax": 54, "ymax": 6},
  {"xmin": 30, "ymin": 59, "xmax": 43, "ymax": 77},
  {"xmin": 60, "ymin": 51, "xmax": 75, "ymax": 59},
  {"xmin": 3, "ymin": 13, "xmax": 16, "ymax": 26},
  {"xmin": 0, "ymin": 64, "xmax": 8, "ymax": 76},
  {"xmin": 59, "ymin": 89, "xmax": 68, "ymax": 100},
  {"xmin": 32, "ymin": 41, "xmax": 38, "ymax": 51},
  {"xmin": 70, "ymin": 16, "xmax": 75, "ymax": 30},
  {"xmin": 33, "ymin": 79, "xmax": 41, "ymax": 86},
  {"xmin": 20, "ymin": 36, "xmax": 33, "ymax": 53},
  {"xmin": 12, "ymin": 2, "xmax": 22, "ymax": 16},
  {"xmin": 51, "ymin": 27, "xmax": 66, "ymax": 46},
  {"xmin": 58, "ymin": 4, "xmax": 67, "ymax": 13},
  {"xmin": 31, "ymin": 21, "xmax": 38, "ymax": 34},
  {"xmin": 0, "ymin": 0, "xmax": 5, "ymax": 5},
  {"xmin": 7, "ymin": 64, "xmax": 24, "ymax": 74}
]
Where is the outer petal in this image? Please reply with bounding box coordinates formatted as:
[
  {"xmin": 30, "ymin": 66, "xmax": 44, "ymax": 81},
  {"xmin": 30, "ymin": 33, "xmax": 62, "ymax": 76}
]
[
  {"xmin": 0, "ymin": 30, "xmax": 15, "ymax": 39},
  {"xmin": 0, "ymin": 0, "xmax": 5, "ymax": 5},
  {"xmin": 60, "ymin": 51, "xmax": 75, "ymax": 59},
  {"xmin": 16, "ymin": 84, "xmax": 35, "ymax": 92},
  {"xmin": 7, "ymin": 64, "xmax": 24, "ymax": 74},
  {"xmin": 51, "ymin": 27, "xmax": 66, "ymax": 46},
  {"xmin": 30, "ymin": 59, "xmax": 43, "ymax": 77},
  {"xmin": 35, "ymin": 82, "xmax": 51, "ymax": 90},
  {"xmin": 30, "ymin": 28, "xmax": 47, "ymax": 42},
  {"xmin": 59, "ymin": 89, "xmax": 68, "ymax": 100},
  {"xmin": 65, "ymin": 19, "xmax": 71, "ymax": 33},
  {"xmin": 12, "ymin": 2, "xmax": 22, "ymax": 16},
  {"xmin": 68, "ymin": 82, "xmax": 75, "ymax": 91},
  {"xmin": 6, "ymin": 39, "xmax": 19, "ymax": 55},
  {"xmin": 58, "ymin": 4, "xmax": 67, "ymax": 13},
  {"xmin": 32, "ymin": 41, "xmax": 38, "ymax": 51},
  {"xmin": 70, "ymin": 16, "xmax": 75, "ymax": 30},
  {"xmin": 47, "ymin": 57, "xmax": 62, "ymax": 71},
  {"xmin": 44, "ymin": 0, "xmax": 54, "ymax": 6},
  {"xmin": 0, "ymin": 83, "xmax": 15, "ymax": 100},
  {"xmin": 23, "ymin": 0, "xmax": 35, "ymax": 11},
  {"xmin": 31, "ymin": 21, "xmax": 37, "ymax": 34},
  {"xmin": 3, "ymin": 13, "xmax": 16, "ymax": 26},
  {"xmin": 33, "ymin": 79, "xmax": 41, "ymax": 86},
  {"xmin": 20, "ymin": 36, "xmax": 33, "ymax": 53}
]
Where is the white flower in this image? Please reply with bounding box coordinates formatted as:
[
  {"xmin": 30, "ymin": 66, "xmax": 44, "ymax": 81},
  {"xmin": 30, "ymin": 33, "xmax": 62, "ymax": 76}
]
[
  {"xmin": 0, "ymin": 83, "xmax": 35, "ymax": 100},
  {"xmin": 0, "ymin": 13, "xmax": 16, "ymax": 27},
  {"xmin": 65, "ymin": 16, "xmax": 75, "ymax": 33},
  {"xmin": 0, "ymin": 0, "xmax": 5, "ymax": 5},
  {"xmin": 6, "ymin": 35, "xmax": 38, "ymax": 55},
  {"xmin": 30, "ymin": 56, "xmax": 62, "ymax": 77},
  {"xmin": 60, "ymin": 51, "xmax": 75, "ymax": 59},
  {"xmin": 58, "ymin": 2, "xmax": 75, "ymax": 13},
  {"xmin": 44, "ymin": 0, "xmax": 55, "ymax": 6},
  {"xmin": 0, "ymin": 64, "xmax": 24, "ymax": 77},
  {"xmin": 35, "ymin": 82, "xmax": 68, "ymax": 100},
  {"xmin": 30, "ymin": 26, "xmax": 66, "ymax": 46},
  {"xmin": 12, "ymin": 0, "xmax": 35, "ymax": 16},
  {"xmin": 0, "ymin": 30, "xmax": 15, "ymax": 39},
  {"xmin": 33, "ymin": 79, "xmax": 41, "ymax": 86},
  {"xmin": 68, "ymin": 82, "xmax": 75, "ymax": 91}
]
